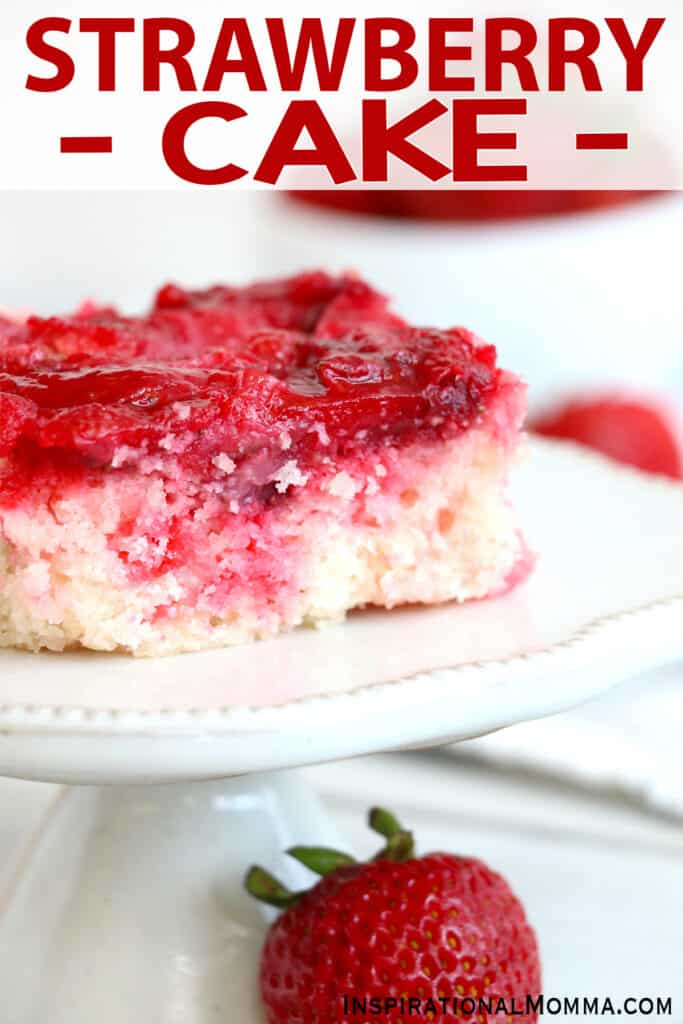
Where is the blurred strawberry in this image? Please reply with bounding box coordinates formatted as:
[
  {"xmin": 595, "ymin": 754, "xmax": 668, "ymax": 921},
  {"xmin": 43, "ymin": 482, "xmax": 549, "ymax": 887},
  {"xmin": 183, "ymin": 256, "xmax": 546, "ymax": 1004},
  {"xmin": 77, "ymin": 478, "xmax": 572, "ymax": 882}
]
[{"xmin": 533, "ymin": 394, "xmax": 683, "ymax": 480}]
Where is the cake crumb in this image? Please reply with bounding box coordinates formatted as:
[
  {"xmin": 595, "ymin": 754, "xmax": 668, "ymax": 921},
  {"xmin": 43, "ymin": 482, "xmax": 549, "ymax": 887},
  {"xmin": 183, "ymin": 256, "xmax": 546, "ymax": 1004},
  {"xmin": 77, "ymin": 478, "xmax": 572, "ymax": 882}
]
[
  {"xmin": 273, "ymin": 460, "xmax": 309, "ymax": 494},
  {"xmin": 212, "ymin": 453, "xmax": 236, "ymax": 475},
  {"xmin": 158, "ymin": 432, "xmax": 193, "ymax": 456},
  {"xmin": 111, "ymin": 445, "xmax": 141, "ymax": 469},
  {"xmin": 313, "ymin": 422, "xmax": 330, "ymax": 446},
  {"xmin": 327, "ymin": 471, "xmax": 360, "ymax": 500},
  {"xmin": 173, "ymin": 402, "xmax": 191, "ymax": 421}
]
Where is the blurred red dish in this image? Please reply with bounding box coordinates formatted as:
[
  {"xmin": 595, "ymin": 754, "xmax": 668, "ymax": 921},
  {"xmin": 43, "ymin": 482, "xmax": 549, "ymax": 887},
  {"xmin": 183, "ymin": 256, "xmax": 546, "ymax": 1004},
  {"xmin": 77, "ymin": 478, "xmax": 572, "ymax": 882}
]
[{"xmin": 289, "ymin": 190, "xmax": 655, "ymax": 223}]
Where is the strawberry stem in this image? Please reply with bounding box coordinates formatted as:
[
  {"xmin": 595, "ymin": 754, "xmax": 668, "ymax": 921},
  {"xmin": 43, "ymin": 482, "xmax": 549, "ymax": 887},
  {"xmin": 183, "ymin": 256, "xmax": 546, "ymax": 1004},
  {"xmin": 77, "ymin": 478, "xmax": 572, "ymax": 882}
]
[
  {"xmin": 287, "ymin": 846, "xmax": 356, "ymax": 876},
  {"xmin": 369, "ymin": 807, "xmax": 415, "ymax": 862},
  {"xmin": 369, "ymin": 807, "xmax": 403, "ymax": 839},
  {"xmin": 244, "ymin": 807, "xmax": 417, "ymax": 912},
  {"xmin": 244, "ymin": 866, "xmax": 299, "ymax": 909}
]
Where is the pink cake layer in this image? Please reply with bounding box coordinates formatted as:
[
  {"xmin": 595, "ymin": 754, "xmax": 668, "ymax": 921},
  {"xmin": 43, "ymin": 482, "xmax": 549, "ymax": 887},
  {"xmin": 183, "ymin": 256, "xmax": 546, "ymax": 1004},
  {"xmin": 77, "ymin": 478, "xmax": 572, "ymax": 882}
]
[{"xmin": 0, "ymin": 378, "xmax": 526, "ymax": 656}]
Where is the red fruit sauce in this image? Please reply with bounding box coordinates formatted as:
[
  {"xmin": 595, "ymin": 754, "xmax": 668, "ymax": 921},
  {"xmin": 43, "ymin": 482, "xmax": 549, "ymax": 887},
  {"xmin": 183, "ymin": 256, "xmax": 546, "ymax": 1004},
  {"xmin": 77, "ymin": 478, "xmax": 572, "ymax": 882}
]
[{"xmin": 0, "ymin": 272, "xmax": 501, "ymax": 479}]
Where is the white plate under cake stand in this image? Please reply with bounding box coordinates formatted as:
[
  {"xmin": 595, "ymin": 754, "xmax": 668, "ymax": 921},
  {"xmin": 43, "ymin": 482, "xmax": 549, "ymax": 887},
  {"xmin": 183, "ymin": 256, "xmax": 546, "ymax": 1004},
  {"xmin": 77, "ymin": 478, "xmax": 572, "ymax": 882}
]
[{"xmin": 0, "ymin": 439, "xmax": 681, "ymax": 1023}]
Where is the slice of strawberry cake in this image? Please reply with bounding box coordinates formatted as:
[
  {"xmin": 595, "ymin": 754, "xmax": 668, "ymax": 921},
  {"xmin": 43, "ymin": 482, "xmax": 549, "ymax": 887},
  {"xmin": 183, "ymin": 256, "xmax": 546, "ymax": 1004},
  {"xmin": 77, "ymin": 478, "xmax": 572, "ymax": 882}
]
[{"xmin": 0, "ymin": 272, "xmax": 528, "ymax": 656}]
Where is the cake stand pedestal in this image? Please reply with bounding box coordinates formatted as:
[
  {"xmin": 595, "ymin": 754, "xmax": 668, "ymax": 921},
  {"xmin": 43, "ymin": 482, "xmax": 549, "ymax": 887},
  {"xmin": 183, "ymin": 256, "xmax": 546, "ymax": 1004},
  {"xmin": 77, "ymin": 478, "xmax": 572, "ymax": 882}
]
[
  {"xmin": 1, "ymin": 773, "xmax": 337, "ymax": 1024},
  {"xmin": 1, "ymin": 441, "xmax": 682, "ymax": 1022}
]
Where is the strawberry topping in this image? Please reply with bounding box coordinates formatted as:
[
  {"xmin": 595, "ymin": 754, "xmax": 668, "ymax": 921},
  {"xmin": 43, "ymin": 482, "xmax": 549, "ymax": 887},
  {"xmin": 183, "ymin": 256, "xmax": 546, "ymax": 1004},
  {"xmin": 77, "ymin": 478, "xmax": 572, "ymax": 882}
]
[{"xmin": 0, "ymin": 273, "xmax": 502, "ymax": 473}]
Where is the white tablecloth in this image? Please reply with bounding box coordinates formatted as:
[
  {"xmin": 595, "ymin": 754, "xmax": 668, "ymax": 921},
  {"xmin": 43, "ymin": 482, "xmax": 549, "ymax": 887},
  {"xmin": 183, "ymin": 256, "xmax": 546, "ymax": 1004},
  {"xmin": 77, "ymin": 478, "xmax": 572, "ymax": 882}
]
[{"xmin": 455, "ymin": 664, "xmax": 683, "ymax": 818}]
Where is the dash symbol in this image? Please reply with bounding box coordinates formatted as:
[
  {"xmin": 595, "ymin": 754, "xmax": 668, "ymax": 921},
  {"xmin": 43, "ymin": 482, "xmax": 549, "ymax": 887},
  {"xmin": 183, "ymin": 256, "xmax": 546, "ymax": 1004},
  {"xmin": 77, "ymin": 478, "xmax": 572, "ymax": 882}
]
[
  {"xmin": 60, "ymin": 136, "xmax": 113, "ymax": 154},
  {"xmin": 576, "ymin": 132, "xmax": 629, "ymax": 151}
]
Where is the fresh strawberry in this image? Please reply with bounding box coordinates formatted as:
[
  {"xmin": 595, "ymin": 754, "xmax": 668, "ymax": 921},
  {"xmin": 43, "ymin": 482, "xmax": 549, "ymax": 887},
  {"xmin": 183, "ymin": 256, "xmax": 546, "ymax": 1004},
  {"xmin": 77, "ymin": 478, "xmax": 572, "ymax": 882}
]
[
  {"xmin": 533, "ymin": 393, "xmax": 683, "ymax": 480},
  {"xmin": 246, "ymin": 807, "xmax": 541, "ymax": 1023}
]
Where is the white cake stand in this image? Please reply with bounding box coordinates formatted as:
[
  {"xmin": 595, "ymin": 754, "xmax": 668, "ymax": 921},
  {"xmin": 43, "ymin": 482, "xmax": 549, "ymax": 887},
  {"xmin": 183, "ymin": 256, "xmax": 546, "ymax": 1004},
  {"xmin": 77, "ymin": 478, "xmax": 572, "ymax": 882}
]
[{"xmin": 1, "ymin": 440, "xmax": 682, "ymax": 1024}]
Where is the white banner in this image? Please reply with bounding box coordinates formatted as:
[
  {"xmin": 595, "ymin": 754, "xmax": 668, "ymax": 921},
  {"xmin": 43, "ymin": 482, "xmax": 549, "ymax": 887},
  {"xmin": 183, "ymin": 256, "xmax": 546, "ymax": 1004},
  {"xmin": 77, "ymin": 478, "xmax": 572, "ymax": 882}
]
[{"xmin": 0, "ymin": 0, "xmax": 680, "ymax": 189}]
